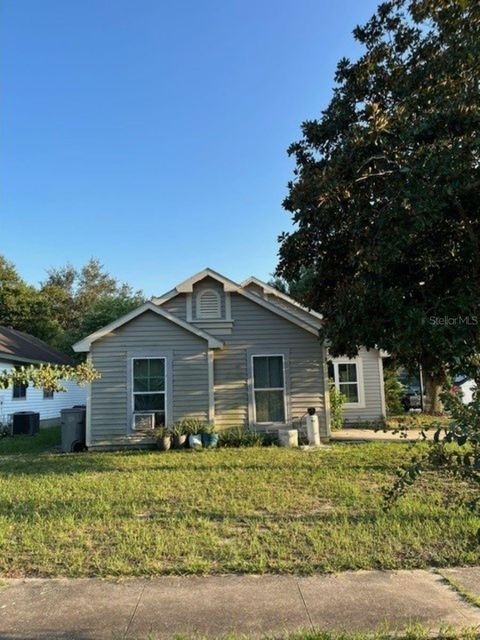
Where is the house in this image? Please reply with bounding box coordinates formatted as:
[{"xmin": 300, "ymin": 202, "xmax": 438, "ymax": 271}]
[
  {"xmin": 0, "ymin": 326, "xmax": 87, "ymax": 428},
  {"xmin": 453, "ymin": 375, "xmax": 477, "ymax": 404},
  {"xmin": 73, "ymin": 269, "xmax": 386, "ymax": 449}
]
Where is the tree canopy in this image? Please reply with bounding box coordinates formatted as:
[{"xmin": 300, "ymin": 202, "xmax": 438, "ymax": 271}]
[
  {"xmin": 276, "ymin": 0, "xmax": 480, "ymax": 409},
  {"xmin": 0, "ymin": 256, "xmax": 145, "ymax": 357}
]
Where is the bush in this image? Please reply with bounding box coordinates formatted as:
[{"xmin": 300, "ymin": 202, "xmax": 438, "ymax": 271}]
[
  {"xmin": 218, "ymin": 427, "xmax": 265, "ymax": 448},
  {"xmin": 329, "ymin": 381, "xmax": 346, "ymax": 431},
  {"xmin": 383, "ymin": 365, "xmax": 404, "ymax": 415},
  {"xmin": 172, "ymin": 418, "xmax": 213, "ymax": 435},
  {"xmin": 385, "ymin": 413, "xmax": 451, "ymax": 431}
]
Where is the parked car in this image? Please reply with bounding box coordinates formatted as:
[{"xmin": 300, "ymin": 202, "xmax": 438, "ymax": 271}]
[{"xmin": 401, "ymin": 385, "xmax": 425, "ymax": 411}]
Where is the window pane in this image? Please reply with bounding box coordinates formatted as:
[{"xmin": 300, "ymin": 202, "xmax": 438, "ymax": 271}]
[
  {"xmin": 149, "ymin": 359, "xmax": 165, "ymax": 377},
  {"xmin": 13, "ymin": 382, "xmax": 27, "ymax": 399},
  {"xmin": 267, "ymin": 356, "xmax": 284, "ymax": 387},
  {"xmin": 149, "ymin": 376, "xmax": 165, "ymax": 392},
  {"xmin": 338, "ymin": 363, "xmax": 357, "ymax": 383},
  {"xmin": 133, "ymin": 377, "xmax": 149, "ymax": 392},
  {"xmin": 339, "ymin": 383, "xmax": 359, "ymax": 403},
  {"xmin": 253, "ymin": 357, "xmax": 269, "ymax": 388},
  {"xmin": 134, "ymin": 393, "xmax": 165, "ymax": 411},
  {"xmin": 154, "ymin": 412, "xmax": 165, "ymax": 427},
  {"xmin": 255, "ymin": 390, "xmax": 285, "ymax": 423},
  {"xmin": 134, "ymin": 359, "xmax": 149, "ymax": 378},
  {"xmin": 133, "ymin": 359, "xmax": 165, "ymax": 392},
  {"xmin": 253, "ymin": 356, "xmax": 284, "ymax": 389}
]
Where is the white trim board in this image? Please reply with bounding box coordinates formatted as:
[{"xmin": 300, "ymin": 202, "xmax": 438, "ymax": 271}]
[{"xmin": 73, "ymin": 301, "xmax": 224, "ymax": 352}]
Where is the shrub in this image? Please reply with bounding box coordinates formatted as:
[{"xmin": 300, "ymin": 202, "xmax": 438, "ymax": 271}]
[
  {"xmin": 329, "ymin": 380, "xmax": 346, "ymax": 431},
  {"xmin": 383, "ymin": 365, "xmax": 404, "ymax": 415},
  {"xmin": 172, "ymin": 418, "xmax": 212, "ymax": 435},
  {"xmin": 218, "ymin": 427, "xmax": 265, "ymax": 448}
]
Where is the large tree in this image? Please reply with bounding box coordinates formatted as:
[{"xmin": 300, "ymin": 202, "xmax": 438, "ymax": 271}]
[{"xmin": 277, "ymin": 0, "xmax": 480, "ymax": 411}]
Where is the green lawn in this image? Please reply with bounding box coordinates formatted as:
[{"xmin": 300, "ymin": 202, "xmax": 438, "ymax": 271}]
[{"xmin": 0, "ymin": 428, "xmax": 478, "ymax": 577}]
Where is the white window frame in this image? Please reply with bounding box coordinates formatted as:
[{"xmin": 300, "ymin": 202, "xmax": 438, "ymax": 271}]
[
  {"xmin": 131, "ymin": 356, "xmax": 167, "ymax": 428},
  {"xmin": 196, "ymin": 288, "xmax": 222, "ymax": 319},
  {"xmin": 330, "ymin": 357, "xmax": 365, "ymax": 408},
  {"xmin": 43, "ymin": 388, "xmax": 54, "ymax": 400},
  {"xmin": 251, "ymin": 354, "xmax": 288, "ymax": 425}
]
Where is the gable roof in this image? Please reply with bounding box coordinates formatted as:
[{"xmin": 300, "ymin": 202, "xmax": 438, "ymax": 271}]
[
  {"xmin": 153, "ymin": 268, "xmax": 322, "ymax": 336},
  {"xmin": 241, "ymin": 276, "xmax": 323, "ymax": 321},
  {"xmin": 72, "ymin": 302, "xmax": 224, "ymax": 352},
  {"xmin": 153, "ymin": 268, "xmax": 239, "ymax": 299},
  {"xmin": 0, "ymin": 326, "xmax": 72, "ymax": 365}
]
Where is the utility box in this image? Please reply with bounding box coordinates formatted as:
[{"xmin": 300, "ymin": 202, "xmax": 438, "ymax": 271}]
[
  {"xmin": 12, "ymin": 412, "xmax": 40, "ymax": 436},
  {"xmin": 278, "ymin": 429, "xmax": 299, "ymax": 448},
  {"xmin": 61, "ymin": 407, "xmax": 86, "ymax": 453}
]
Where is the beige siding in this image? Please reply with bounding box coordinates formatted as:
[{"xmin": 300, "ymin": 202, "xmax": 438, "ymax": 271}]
[
  {"xmin": 213, "ymin": 294, "xmax": 328, "ymax": 436},
  {"xmin": 89, "ymin": 310, "xmax": 209, "ymax": 447},
  {"xmin": 342, "ymin": 348, "xmax": 385, "ymax": 424}
]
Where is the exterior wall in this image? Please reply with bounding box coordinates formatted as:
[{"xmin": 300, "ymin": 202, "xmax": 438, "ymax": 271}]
[
  {"xmin": 211, "ymin": 294, "xmax": 329, "ymax": 438},
  {"xmin": 88, "ymin": 311, "xmax": 209, "ymax": 448},
  {"xmin": 0, "ymin": 360, "xmax": 86, "ymax": 426},
  {"xmin": 333, "ymin": 348, "xmax": 386, "ymax": 424},
  {"xmin": 162, "ymin": 293, "xmax": 187, "ymax": 320},
  {"xmin": 265, "ymin": 293, "xmax": 322, "ymax": 325}
]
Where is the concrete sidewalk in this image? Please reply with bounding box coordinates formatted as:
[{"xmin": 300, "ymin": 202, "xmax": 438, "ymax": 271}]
[
  {"xmin": 330, "ymin": 428, "xmax": 432, "ymax": 442},
  {"xmin": 1, "ymin": 568, "xmax": 480, "ymax": 639}
]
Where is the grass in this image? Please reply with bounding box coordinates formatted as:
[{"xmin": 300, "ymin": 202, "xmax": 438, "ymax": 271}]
[
  {"xmin": 121, "ymin": 628, "xmax": 478, "ymax": 640},
  {"xmin": 0, "ymin": 429, "xmax": 479, "ymax": 577},
  {"xmin": 437, "ymin": 570, "xmax": 480, "ymax": 608}
]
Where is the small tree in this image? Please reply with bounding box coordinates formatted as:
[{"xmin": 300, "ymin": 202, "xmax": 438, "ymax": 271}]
[
  {"xmin": 384, "ymin": 365, "xmax": 404, "ymax": 415},
  {"xmin": 329, "ymin": 381, "xmax": 346, "ymax": 431}
]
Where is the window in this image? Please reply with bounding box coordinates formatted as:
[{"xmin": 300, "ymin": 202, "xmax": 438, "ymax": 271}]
[
  {"xmin": 12, "ymin": 381, "xmax": 27, "ymax": 400},
  {"xmin": 196, "ymin": 288, "xmax": 221, "ymax": 319},
  {"xmin": 132, "ymin": 357, "xmax": 166, "ymax": 427},
  {"xmin": 252, "ymin": 355, "xmax": 286, "ymax": 423},
  {"xmin": 43, "ymin": 388, "xmax": 54, "ymax": 400},
  {"xmin": 328, "ymin": 359, "xmax": 364, "ymax": 406}
]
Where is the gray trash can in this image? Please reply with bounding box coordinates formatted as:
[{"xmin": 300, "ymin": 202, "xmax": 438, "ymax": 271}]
[{"xmin": 60, "ymin": 407, "xmax": 86, "ymax": 452}]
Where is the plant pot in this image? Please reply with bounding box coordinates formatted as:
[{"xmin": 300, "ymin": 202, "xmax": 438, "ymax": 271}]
[
  {"xmin": 173, "ymin": 434, "xmax": 187, "ymax": 449},
  {"xmin": 158, "ymin": 436, "xmax": 172, "ymax": 451},
  {"xmin": 202, "ymin": 432, "xmax": 219, "ymax": 449},
  {"xmin": 188, "ymin": 433, "xmax": 203, "ymax": 450}
]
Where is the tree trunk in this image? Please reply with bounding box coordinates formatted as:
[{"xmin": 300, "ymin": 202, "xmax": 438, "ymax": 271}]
[{"xmin": 424, "ymin": 372, "xmax": 445, "ymax": 414}]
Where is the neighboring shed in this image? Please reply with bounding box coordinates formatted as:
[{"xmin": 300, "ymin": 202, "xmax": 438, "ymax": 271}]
[{"xmin": 0, "ymin": 326, "xmax": 86, "ymax": 427}]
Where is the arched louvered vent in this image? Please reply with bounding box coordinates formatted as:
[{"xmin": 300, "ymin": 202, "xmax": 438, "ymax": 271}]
[{"xmin": 196, "ymin": 289, "xmax": 221, "ymax": 319}]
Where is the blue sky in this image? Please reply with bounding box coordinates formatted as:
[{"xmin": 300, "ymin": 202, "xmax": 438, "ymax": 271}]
[{"xmin": 1, "ymin": 0, "xmax": 379, "ymax": 296}]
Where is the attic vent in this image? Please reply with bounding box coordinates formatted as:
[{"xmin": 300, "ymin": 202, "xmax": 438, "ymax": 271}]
[{"xmin": 197, "ymin": 289, "xmax": 221, "ymax": 319}]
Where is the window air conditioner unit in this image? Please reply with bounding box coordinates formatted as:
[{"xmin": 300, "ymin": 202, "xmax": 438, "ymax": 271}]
[{"xmin": 132, "ymin": 413, "xmax": 155, "ymax": 432}]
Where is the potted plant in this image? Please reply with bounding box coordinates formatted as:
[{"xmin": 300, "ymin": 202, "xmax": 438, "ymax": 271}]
[
  {"xmin": 155, "ymin": 425, "xmax": 172, "ymax": 451},
  {"xmin": 185, "ymin": 419, "xmax": 202, "ymax": 450},
  {"xmin": 201, "ymin": 423, "xmax": 218, "ymax": 449},
  {"xmin": 171, "ymin": 422, "xmax": 187, "ymax": 449}
]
